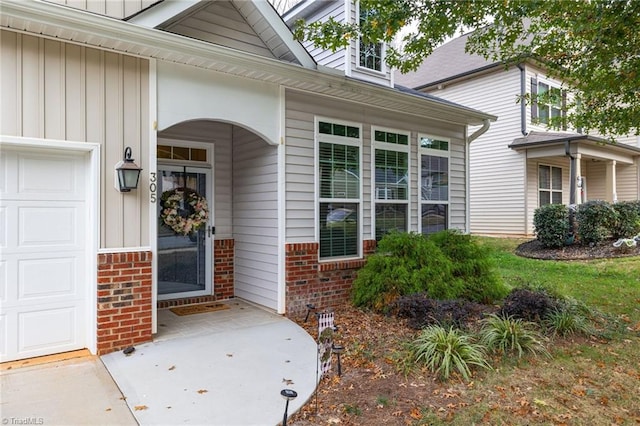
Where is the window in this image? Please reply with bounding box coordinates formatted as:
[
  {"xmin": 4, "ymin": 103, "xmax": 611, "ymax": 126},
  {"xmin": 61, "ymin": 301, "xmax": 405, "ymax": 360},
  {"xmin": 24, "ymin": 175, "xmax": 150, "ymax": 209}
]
[
  {"xmin": 539, "ymin": 165, "xmax": 563, "ymax": 206},
  {"xmin": 420, "ymin": 135, "xmax": 449, "ymax": 235},
  {"xmin": 373, "ymin": 128, "xmax": 409, "ymax": 241},
  {"xmin": 318, "ymin": 119, "xmax": 362, "ymax": 259},
  {"xmin": 532, "ymin": 78, "xmax": 564, "ymax": 126},
  {"xmin": 358, "ymin": 8, "xmax": 384, "ymax": 72}
]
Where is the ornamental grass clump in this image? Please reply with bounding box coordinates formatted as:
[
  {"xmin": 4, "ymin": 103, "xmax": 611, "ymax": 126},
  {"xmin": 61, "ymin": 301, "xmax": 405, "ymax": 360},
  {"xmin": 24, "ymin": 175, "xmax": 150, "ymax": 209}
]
[
  {"xmin": 480, "ymin": 314, "xmax": 549, "ymax": 359},
  {"xmin": 544, "ymin": 298, "xmax": 591, "ymax": 337},
  {"xmin": 544, "ymin": 309, "xmax": 590, "ymax": 337},
  {"xmin": 411, "ymin": 325, "xmax": 491, "ymax": 381}
]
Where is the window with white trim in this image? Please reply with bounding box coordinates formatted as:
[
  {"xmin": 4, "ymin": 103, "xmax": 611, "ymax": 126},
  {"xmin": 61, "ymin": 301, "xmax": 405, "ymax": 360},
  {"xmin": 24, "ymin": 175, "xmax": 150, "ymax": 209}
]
[
  {"xmin": 539, "ymin": 165, "xmax": 563, "ymax": 206},
  {"xmin": 420, "ymin": 135, "xmax": 449, "ymax": 235},
  {"xmin": 532, "ymin": 78, "xmax": 565, "ymax": 126},
  {"xmin": 358, "ymin": 7, "xmax": 384, "ymax": 72},
  {"xmin": 318, "ymin": 120, "xmax": 362, "ymax": 259},
  {"xmin": 373, "ymin": 128, "xmax": 409, "ymax": 241}
]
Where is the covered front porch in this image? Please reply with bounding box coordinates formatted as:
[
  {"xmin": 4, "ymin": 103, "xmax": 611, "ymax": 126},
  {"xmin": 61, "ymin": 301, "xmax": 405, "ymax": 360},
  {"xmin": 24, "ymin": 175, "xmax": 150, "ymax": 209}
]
[{"xmin": 510, "ymin": 131, "xmax": 640, "ymax": 235}]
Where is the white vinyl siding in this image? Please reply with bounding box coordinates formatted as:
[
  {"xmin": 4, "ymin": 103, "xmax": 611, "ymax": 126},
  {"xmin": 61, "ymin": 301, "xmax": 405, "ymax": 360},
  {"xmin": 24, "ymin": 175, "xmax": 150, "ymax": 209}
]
[
  {"xmin": 616, "ymin": 163, "xmax": 640, "ymax": 201},
  {"xmin": 298, "ymin": 1, "xmax": 347, "ymax": 70},
  {"xmin": 232, "ymin": 127, "xmax": 279, "ymax": 310},
  {"xmin": 164, "ymin": 3, "xmax": 271, "ymax": 56},
  {"xmin": 424, "ymin": 67, "xmax": 526, "ymax": 235},
  {"xmin": 47, "ymin": 0, "xmax": 155, "ymax": 19},
  {"xmin": 284, "ymin": 90, "xmax": 468, "ymax": 243},
  {"xmin": 0, "ymin": 30, "xmax": 150, "ymax": 249}
]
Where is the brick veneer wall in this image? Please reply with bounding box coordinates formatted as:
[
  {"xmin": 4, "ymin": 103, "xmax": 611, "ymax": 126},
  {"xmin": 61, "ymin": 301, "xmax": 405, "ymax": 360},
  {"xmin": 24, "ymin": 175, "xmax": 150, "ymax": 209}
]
[
  {"xmin": 285, "ymin": 240, "xmax": 376, "ymax": 317},
  {"xmin": 97, "ymin": 251, "xmax": 152, "ymax": 355},
  {"xmin": 156, "ymin": 238, "xmax": 235, "ymax": 309}
]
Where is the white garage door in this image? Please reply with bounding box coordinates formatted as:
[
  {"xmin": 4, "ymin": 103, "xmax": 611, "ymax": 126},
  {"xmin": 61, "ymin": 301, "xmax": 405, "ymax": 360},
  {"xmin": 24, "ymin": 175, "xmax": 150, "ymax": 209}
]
[{"xmin": 0, "ymin": 148, "xmax": 89, "ymax": 362}]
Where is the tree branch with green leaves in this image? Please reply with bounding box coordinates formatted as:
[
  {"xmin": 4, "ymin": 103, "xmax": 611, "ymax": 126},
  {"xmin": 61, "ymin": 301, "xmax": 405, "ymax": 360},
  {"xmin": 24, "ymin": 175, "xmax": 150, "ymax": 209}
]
[{"xmin": 293, "ymin": 0, "xmax": 639, "ymax": 138}]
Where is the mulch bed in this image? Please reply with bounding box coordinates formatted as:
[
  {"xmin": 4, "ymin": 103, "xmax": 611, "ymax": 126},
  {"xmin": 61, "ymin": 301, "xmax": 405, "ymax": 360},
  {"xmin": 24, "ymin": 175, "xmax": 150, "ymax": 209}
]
[{"xmin": 515, "ymin": 238, "xmax": 640, "ymax": 260}]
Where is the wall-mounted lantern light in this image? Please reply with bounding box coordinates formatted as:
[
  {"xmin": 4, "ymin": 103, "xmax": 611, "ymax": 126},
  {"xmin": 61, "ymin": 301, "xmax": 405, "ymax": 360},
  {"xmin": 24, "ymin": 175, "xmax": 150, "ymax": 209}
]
[{"xmin": 115, "ymin": 147, "xmax": 142, "ymax": 192}]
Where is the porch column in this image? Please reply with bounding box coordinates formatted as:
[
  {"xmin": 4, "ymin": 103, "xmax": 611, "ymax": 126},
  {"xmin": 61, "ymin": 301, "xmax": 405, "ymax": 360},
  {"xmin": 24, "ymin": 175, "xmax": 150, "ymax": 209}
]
[
  {"xmin": 605, "ymin": 160, "xmax": 617, "ymax": 203},
  {"xmin": 575, "ymin": 154, "xmax": 582, "ymax": 204}
]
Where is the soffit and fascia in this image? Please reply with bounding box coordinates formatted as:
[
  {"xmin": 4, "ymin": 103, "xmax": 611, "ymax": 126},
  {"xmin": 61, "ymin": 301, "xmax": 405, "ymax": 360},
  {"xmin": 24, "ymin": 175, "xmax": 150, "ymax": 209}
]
[{"xmin": 0, "ymin": 0, "xmax": 495, "ymax": 127}]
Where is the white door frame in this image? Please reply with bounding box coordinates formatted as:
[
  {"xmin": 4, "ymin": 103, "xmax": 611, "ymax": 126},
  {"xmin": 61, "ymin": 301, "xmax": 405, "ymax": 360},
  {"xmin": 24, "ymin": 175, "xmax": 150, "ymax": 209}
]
[{"xmin": 0, "ymin": 135, "xmax": 100, "ymax": 356}]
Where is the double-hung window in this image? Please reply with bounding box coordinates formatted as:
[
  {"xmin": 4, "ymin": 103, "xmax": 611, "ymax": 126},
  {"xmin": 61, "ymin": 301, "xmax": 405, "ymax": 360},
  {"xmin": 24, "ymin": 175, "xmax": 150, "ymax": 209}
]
[
  {"xmin": 420, "ymin": 135, "xmax": 449, "ymax": 235},
  {"xmin": 532, "ymin": 78, "xmax": 564, "ymax": 126},
  {"xmin": 317, "ymin": 120, "xmax": 362, "ymax": 259},
  {"xmin": 373, "ymin": 127, "xmax": 409, "ymax": 241},
  {"xmin": 358, "ymin": 8, "xmax": 384, "ymax": 72},
  {"xmin": 539, "ymin": 165, "xmax": 563, "ymax": 206}
]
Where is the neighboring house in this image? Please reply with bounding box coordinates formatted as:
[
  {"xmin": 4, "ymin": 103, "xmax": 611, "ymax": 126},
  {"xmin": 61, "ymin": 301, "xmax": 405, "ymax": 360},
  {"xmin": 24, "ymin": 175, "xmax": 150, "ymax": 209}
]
[
  {"xmin": 0, "ymin": 0, "xmax": 493, "ymax": 362},
  {"xmin": 396, "ymin": 32, "xmax": 640, "ymax": 237}
]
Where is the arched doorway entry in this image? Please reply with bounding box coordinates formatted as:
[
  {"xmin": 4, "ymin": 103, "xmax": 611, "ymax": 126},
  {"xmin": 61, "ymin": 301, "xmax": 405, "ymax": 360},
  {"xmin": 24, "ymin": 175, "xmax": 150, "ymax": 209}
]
[{"xmin": 156, "ymin": 120, "xmax": 280, "ymax": 310}]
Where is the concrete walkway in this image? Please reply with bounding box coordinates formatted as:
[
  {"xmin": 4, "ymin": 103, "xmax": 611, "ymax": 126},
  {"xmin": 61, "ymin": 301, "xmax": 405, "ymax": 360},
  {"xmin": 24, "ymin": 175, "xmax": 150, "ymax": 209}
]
[
  {"xmin": 102, "ymin": 300, "xmax": 318, "ymax": 425},
  {"xmin": 1, "ymin": 300, "xmax": 318, "ymax": 426}
]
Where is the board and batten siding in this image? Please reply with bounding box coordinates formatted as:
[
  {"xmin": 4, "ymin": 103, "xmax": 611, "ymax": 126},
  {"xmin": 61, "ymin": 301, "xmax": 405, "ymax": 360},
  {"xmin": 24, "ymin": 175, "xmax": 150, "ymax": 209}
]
[
  {"xmin": 46, "ymin": 0, "xmax": 155, "ymax": 20},
  {"xmin": 0, "ymin": 30, "xmax": 150, "ymax": 249},
  {"xmin": 232, "ymin": 126, "xmax": 279, "ymax": 310},
  {"xmin": 284, "ymin": 89, "xmax": 468, "ymax": 243},
  {"xmin": 426, "ymin": 67, "xmax": 527, "ymax": 235}
]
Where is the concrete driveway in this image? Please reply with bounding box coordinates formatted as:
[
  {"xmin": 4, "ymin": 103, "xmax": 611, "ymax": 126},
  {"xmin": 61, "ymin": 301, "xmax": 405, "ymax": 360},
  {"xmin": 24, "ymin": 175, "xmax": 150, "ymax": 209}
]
[{"xmin": 0, "ymin": 354, "xmax": 136, "ymax": 426}]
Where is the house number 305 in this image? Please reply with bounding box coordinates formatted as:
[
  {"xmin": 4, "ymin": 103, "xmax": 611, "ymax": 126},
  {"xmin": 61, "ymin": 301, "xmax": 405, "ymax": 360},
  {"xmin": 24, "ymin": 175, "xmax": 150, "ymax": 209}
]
[{"xmin": 150, "ymin": 172, "xmax": 157, "ymax": 203}]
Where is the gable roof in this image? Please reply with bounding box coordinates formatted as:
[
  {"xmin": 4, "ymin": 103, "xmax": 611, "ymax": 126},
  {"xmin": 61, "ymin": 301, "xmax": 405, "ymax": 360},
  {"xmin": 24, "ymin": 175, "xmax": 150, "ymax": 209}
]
[
  {"xmin": 127, "ymin": 0, "xmax": 315, "ymax": 67},
  {"xmin": 394, "ymin": 31, "xmax": 501, "ymax": 90}
]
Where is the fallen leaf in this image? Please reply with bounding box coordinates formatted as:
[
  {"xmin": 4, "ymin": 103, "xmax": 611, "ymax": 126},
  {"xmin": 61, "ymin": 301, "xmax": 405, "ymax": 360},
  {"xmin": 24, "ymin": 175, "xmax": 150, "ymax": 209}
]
[
  {"xmin": 168, "ymin": 365, "xmax": 175, "ymax": 371},
  {"xmin": 226, "ymin": 354, "xmax": 233, "ymax": 357},
  {"xmin": 282, "ymin": 378, "xmax": 294, "ymax": 385},
  {"xmin": 134, "ymin": 405, "xmax": 148, "ymax": 411},
  {"xmin": 197, "ymin": 389, "xmax": 208, "ymax": 394},
  {"xmin": 534, "ymin": 399, "xmax": 548, "ymax": 406},
  {"xmin": 105, "ymin": 408, "xmax": 112, "ymax": 412},
  {"xmin": 410, "ymin": 407, "xmax": 422, "ymax": 420}
]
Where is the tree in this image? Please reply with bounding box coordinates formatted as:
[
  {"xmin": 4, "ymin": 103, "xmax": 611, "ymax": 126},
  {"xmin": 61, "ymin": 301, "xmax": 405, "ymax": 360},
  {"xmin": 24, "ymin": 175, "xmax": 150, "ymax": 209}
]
[{"xmin": 293, "ymin": 0, "xmax": 639, "ymax": 138}]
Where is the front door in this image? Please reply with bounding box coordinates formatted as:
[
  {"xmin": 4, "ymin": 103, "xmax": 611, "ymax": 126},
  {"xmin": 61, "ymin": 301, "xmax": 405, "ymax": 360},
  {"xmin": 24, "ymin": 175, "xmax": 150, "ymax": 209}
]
[{"xmin": 157, "ymin": 166, "xmax": 212, "ymax": 300}]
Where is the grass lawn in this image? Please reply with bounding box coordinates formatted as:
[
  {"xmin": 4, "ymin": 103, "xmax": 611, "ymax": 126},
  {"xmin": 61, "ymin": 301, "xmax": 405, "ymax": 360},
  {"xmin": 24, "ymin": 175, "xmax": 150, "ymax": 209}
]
[
  {"xmin": 291, "ymin": 236, "xmax": 640, "ymax": 426},
  {"xmin": 442, "ymin": 237, "xmax": 640, "ymax": 425},
  {"xmin": 478, "ymin": 237, "xmax": 640, "ymax": 322}
]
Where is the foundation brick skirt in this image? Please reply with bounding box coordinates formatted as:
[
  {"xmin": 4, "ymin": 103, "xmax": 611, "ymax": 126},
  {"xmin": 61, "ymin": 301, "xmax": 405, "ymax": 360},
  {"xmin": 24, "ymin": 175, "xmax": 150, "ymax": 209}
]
[
  {"xmin": 285, "ymin": 240, "xmax": 376, "ymax": 317},
  {"xmin": 97, "ymin": 251, "xmax": 152, "ymax": 355}
]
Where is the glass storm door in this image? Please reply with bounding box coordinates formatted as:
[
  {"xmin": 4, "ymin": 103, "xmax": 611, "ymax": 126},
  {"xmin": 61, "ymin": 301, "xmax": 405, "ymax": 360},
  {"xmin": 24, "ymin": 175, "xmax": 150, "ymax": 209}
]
[{"xmin": 157, "ymin": 166, "xmax": 212, "ymax": 300}]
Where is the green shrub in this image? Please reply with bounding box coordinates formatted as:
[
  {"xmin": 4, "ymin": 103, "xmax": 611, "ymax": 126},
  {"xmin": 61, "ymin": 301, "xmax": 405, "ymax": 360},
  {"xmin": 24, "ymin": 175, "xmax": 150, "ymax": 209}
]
[
  {"xmin": 428, "ymin": 230, "xmax": 508, "ymax": 303},
  {"xmin": 610, "ymin": 201, "xmax": 640, "ymax": 239},
  {"xmin": 352, "ymin": 231, "xmax": 507, "ymax": 312},
  {"xmin": 352, "ymin": 232, "xmax": 453, "ymax": 311},
  {"xmin": 533, "ymin": 204, "xmax": 570, "ymax": 248},
  {"xmin": 576, "ymin": 200, "xmax": 616, "ymax": 245},
  {"xmin": 480, "ymin": 314, "xmax": 548, "ymax": 358},
  {"xmin": 411, "ymin": 325, "xmax": 491, "ymax": 381}
]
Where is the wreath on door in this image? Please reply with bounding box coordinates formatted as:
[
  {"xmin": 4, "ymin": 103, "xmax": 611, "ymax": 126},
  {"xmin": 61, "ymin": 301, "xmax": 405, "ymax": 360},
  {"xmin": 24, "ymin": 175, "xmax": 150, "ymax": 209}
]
[{"xmin": 160, "ymin": 188, "xmax": 209, "ymax": 236}]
